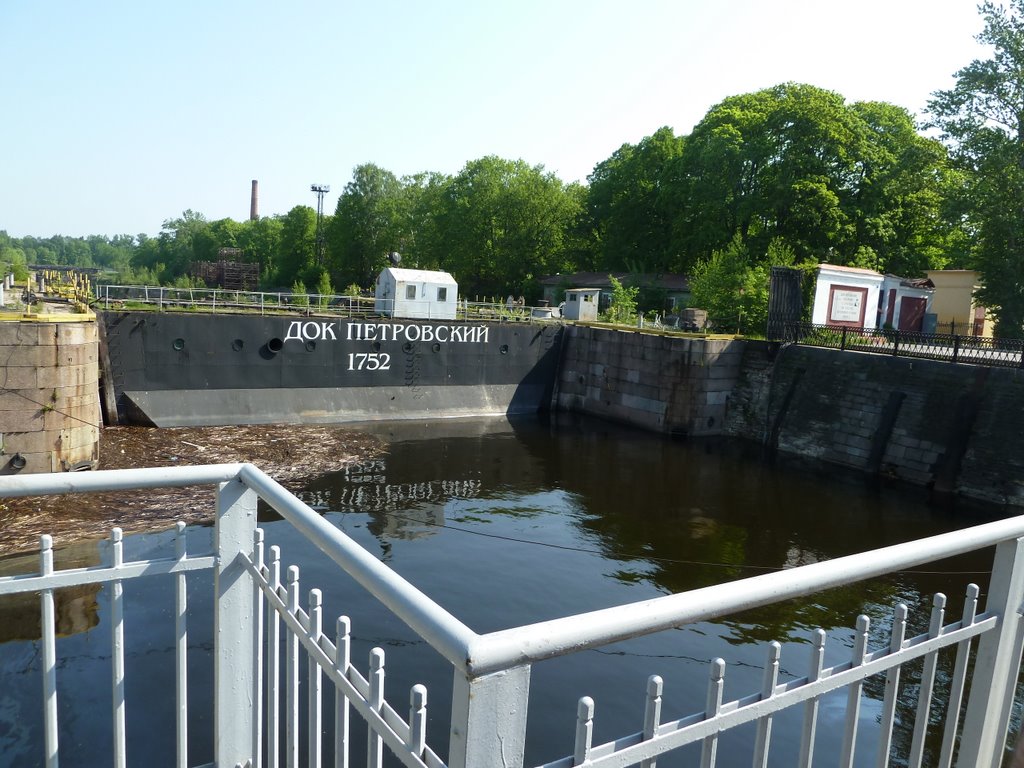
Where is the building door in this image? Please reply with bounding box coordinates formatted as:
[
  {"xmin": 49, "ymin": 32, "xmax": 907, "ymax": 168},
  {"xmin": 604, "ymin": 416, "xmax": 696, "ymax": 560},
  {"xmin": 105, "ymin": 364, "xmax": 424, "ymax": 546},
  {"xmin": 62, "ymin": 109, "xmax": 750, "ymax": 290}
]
[
  {"xmin": 973, "ymin": 305, "xmax": 987, "ymax": 337},
  {"xmin": 898, "ymin": 296, "xmax": 926, "ymax": 332}
]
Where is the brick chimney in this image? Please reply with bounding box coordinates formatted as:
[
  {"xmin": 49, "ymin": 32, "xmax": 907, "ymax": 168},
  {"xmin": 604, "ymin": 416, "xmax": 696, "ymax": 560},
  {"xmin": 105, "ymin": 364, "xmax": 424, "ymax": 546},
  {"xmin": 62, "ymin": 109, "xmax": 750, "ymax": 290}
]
[{"xmin": 250, "ymin": 179, "xmax": 259, "ymax": 220}]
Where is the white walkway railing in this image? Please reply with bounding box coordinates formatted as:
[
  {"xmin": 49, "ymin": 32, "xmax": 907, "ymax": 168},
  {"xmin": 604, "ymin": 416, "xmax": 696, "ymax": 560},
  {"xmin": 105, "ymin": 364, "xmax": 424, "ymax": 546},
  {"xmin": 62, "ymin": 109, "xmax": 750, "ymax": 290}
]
[
  {"xmin": 95, "ymin": 284, "xmax": 544, "ymax": 323},
  {"xmin": 0, "ymin": 464, "xmax": 1022, "ymax": 767}
]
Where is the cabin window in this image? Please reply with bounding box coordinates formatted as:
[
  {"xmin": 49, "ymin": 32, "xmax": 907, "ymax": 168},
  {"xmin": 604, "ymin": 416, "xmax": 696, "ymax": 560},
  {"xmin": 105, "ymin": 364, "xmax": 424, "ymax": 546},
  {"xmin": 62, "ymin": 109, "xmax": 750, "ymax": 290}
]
[
  {"xmin": 569, "ymin": 294, "xmax": 578, "ymax": 302},
  {"xmin": 437, "ymin": 287, "xmax": 447, "ymax": 302},
  {"xmin": 406, "ymin": 285, "xmax": 417, "ymax": 300}
]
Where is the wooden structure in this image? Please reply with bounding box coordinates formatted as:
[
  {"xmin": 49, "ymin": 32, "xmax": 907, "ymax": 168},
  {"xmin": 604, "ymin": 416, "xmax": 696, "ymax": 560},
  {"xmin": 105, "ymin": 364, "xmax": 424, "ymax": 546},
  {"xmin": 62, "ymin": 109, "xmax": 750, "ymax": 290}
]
[{"xmin": 191, "ymin": 258, "xmax": 259, "ymax": 291}]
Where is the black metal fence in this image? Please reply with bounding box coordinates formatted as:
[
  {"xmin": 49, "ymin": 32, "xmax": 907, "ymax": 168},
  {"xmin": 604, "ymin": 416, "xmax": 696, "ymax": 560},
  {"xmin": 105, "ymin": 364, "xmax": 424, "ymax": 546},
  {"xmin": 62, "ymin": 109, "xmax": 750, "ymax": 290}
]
[{"xmin": 788, "ymin": 322, "xmax": 1024, "ymax": 369}]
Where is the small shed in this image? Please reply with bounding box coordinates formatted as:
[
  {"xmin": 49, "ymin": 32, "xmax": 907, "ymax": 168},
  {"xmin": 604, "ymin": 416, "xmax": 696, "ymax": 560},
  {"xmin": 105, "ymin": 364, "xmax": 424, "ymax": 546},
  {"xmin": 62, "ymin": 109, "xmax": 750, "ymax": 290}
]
[
  {"xmin": 562, "ymin": 288, "xmax": 600, "ymax": 321},
  {"xmin": 375, "ymin": 268, "xmax": 458, "ymax": 320},
  {"xmin": 810, "ymin": 264, "xmax": 884, "ymax": 330}
]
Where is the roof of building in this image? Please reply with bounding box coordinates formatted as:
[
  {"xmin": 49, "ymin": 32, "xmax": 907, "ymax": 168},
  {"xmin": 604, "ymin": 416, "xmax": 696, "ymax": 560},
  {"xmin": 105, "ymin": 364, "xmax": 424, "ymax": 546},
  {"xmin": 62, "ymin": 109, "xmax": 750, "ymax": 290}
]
[
  {"xmin": 379, "ymin": 268, "xmax": 457, "ymax": 284},
  {"xmin": 538, "ymin": 272, "xmax": 690, "ymax": 292},
  {"xmin": 896, "ymin": 276, "xmax": 933, "ymax": 289},
  {"xmin": 816, "ymin": 263, "xmax": 881, "ymax": 276}
]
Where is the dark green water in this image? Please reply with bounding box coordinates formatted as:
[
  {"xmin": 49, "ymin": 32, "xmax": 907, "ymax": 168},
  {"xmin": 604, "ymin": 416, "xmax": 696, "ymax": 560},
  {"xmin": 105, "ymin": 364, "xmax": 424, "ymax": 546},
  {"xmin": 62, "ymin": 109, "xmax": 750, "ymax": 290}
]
[{"xmin": 0, "ymin": 414, "xmax": 1014, "ymax": 766}]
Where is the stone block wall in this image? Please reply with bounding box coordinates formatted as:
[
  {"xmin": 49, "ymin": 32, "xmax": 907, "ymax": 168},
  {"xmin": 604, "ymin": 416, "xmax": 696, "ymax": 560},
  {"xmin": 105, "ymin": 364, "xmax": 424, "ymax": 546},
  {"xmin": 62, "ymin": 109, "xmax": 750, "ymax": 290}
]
[
  {"xmin": 723, "ymin": 343, "xmax": 1024, "ymax": 507},
  {"xmin": 557, "ymin": 329, "xmax": 1024, "ymax": 507},
  {"xmin": 0, "ymin": 320, "xmax": 101, "ymax": 474},
  {"xmin": 554, "ymin": 325, "xmax": 744, "ymax": 436}
]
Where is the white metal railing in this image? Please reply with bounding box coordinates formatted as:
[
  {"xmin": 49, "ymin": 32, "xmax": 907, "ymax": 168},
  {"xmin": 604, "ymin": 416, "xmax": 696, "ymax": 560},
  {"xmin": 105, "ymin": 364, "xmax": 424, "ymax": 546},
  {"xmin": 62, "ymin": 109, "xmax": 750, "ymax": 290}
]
[
  {"xmin": 1, "ymin": 464, "xmax": 1023, "ymax": 768},
  {"xmin": 95, "ymin": 284, "xmax": 550, "ymax": 323},
  {"xmin": 96, "ymin": 284, "xmax": 371, "ymax": 317}
]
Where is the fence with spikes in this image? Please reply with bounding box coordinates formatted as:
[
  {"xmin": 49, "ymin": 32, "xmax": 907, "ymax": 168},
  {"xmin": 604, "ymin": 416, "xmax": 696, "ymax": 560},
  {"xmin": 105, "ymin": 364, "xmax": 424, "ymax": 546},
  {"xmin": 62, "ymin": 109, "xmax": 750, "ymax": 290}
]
[
  {"xmin": 548, "ymin": 585, "xmax": 986, "ymax": 768},
  {"xmin": 0, "ymin": 463, "xmax": 1022, "ymax": 767}
]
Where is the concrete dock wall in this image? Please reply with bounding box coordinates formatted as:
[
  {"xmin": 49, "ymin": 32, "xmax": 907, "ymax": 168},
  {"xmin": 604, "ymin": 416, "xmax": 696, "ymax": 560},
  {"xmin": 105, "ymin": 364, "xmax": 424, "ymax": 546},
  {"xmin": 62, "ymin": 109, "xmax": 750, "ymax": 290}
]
[
  {"xmin": 0, "ymin": 321, "xmax": 100, "ymax": 474},
  {"xmin": 556, "ymin": 327, "xmax": 1024, "ymax": 507},
  {"xmin": 553, "ymin": 325, "xmax": 744, "ymax": 436},
  {"xmin": 723, "ymin": 342, "xmax": 1024, "ymax": 507}
]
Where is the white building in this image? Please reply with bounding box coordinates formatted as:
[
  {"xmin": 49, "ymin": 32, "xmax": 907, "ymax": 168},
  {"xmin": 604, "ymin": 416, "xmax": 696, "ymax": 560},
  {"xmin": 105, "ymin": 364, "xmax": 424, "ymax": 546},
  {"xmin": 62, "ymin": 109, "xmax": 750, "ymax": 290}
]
[
  {"xmin": 811, "ymin": 264, "xmax": 934, "ymax": 332},
  {"xmin": 811, "ymin": 264, "xmax": 884, "ymax": 330},
  {"xmin": 374, "ymin": 268, "xmax": 458, "ymax": 320}
]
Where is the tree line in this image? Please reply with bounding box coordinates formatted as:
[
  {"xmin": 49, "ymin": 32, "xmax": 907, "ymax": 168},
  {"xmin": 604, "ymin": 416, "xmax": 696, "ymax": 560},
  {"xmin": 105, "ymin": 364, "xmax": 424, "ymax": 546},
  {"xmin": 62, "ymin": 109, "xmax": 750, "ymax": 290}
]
[{"xmin": 3, "ymin": 1, "xmax": 1023, "ymax": 334}]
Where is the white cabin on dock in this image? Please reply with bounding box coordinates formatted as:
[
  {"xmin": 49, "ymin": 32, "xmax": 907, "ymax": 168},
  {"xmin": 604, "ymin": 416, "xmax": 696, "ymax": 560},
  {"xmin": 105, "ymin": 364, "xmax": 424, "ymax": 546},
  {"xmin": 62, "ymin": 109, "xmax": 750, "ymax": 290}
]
[{"xmin": 375, "ymin": 268, "xmax": 458, "ymax": 320}]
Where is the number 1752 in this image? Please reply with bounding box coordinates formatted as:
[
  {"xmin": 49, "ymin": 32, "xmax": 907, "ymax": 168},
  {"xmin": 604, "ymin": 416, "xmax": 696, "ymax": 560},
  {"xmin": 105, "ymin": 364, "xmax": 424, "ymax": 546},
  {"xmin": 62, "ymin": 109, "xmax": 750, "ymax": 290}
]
[{"xmin": 348, "ymin": 352, "xmax": 391, "ymax": 371}]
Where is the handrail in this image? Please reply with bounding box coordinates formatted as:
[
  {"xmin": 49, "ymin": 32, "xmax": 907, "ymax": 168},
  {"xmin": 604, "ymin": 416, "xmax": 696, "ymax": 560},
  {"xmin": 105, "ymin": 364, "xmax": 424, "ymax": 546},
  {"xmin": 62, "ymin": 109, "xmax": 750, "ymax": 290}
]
[
  {"xmin": 95, "ymin": 284, "xmax": 549, "ymax": 323},
  {"xmin": 0, "ymin": 462, "xmax": 479, "ymax": 670},
  {"xmin": 236, "ymin": 464, "xmax": 478, "ymax": 670},
  {"xmin": 0, "ymin": 463, "xmax": 245, "ymax": 497},
  {"xmin": 2, "ymin": 461, "xmax": 1023, "ymax": 766},
  {"xmin": 6, "ymin": 462, "xmax": 1024, "ymax": 680},
  {"xmin": 464, "ymin": 513, "xmax": 1024, "ymax": 676}
]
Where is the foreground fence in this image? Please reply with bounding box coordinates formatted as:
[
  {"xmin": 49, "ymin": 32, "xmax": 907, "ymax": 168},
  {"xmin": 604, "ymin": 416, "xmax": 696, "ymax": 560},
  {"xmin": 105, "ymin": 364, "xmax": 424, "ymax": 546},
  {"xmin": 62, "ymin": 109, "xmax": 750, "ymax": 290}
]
[
  {"xmin": 1, "ymin": 464, "xmax": 1023, "ymax": 767},
  {"xmin": 789, "ymin": 321, "xmax": 1024, "ymax": 369}
]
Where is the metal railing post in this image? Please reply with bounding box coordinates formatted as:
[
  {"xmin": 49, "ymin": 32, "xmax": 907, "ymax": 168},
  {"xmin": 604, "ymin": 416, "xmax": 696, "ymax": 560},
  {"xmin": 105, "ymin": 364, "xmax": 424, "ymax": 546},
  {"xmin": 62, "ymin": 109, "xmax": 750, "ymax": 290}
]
[
  {"xmin": 957, "ymin": 536, "xmax": 1024, "ymax": 768},
  {"xmin": 40, "ymin": 535, "xmax": 59, "ymax": 768},
  {"xmin": 448, "ymin": 665, "xmax": 531, "ymax": 768},
  {"xmin": 214, "ymin": 474, "xmax": 259, "ymax": 768}
]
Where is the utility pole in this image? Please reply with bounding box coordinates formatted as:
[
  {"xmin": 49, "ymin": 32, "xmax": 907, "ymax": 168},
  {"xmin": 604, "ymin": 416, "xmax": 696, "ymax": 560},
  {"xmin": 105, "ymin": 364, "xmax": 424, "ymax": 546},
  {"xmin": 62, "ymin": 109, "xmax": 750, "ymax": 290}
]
[{"xmin": 311, "ymin": 184, "xmax": 330, "ymax": 266}]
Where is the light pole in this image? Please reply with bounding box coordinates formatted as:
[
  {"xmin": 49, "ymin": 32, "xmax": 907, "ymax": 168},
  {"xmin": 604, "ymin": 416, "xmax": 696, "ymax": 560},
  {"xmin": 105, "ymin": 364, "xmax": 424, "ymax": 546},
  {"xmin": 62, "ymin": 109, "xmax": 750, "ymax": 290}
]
[{"xmin": 311, "ymin": 184, "xmax": 330, "ymax": 266}]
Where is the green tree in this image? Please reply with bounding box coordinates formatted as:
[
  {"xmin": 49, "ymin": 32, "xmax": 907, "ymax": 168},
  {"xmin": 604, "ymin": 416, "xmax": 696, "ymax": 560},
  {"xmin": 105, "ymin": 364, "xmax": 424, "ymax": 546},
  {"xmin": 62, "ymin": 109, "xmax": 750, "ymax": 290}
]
[
  {"xmin": 688, "ymin": 235, "xmax": 796, "ymax": 335},
  {"xmin": 291, "ymin": 279, "xmax": 309, "ymax": 307},
  {"xmin": 689, "ymin": 234, "xmax": 751, "ymax": 331},
  {"xmin": 438, "ymin": 156, "xmax": 582, "ymax": 296},
  {"xmin": 156, "ymin": 210, "xmax": 212, "ymax": 280},
  {"xmin": 848, "ymin": 102, "xmax": 960, "ymax": 276},
  {"xmin": 0, "ymin": 245, "xmax": 29, "ymax": 281},
  {"xmin": 604, "ymin": 275, "xmax": 639, "ymax": 324},
  {"xmin": 927, "ymin": 0, "xmax": 1024, "ymax": 336},
  {"xmin": 276, "ymin": 206, "xmax": 318, "ymax": 287},
  {"xmin": 673, "ymin": 84, "xmax": 954, "ymax": 273},
  {"xmin": 208, "ymin": 218, "xmax": 242, "ymax": 252},
  {"xmin": 237, "ymin": 216, "xmax": 284, "ymax": 284},
  {"xmin": 314, "ymin": 269, "xmax": 333, "ymax": 307},
  {"xmin": 587, "ymin": 127, "xmax": 685, "ymax": 271},
  {"xmin": 559, "ymin": 182, "xmax": 598, "ymax": 275},
  {"xmin": 393, "ymin": 171, "xmax": 452, "ymax": 271},
  {"xmin": 90, "ymin": 235, "xmax": 133, "ymax": 271},
  {"xmin": 131, "ymin": 233, "xmax": 162, "ymax": 278},
  {"xmin": 329, "ymin": 163, "xmax": 403, "ymax": 287}
]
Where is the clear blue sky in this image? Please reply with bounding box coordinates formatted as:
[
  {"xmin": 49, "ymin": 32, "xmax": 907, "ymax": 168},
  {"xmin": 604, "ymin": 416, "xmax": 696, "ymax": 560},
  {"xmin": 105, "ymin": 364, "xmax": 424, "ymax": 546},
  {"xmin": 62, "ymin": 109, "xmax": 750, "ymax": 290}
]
[{"xmin": 1, "ymin": 0, "xmax": 989, "ymax": 239}]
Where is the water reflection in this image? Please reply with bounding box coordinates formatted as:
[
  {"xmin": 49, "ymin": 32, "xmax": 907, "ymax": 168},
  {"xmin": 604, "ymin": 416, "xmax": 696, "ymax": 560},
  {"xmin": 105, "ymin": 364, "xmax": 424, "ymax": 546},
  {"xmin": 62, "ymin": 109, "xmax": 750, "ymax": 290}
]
[
  {"xmin": 0, "ymin": 539, "xmax": 105, "ymax": 644},
  {"xmin": 0, "ymin": 413, "xmax": 1015, "ymax": 767}
]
